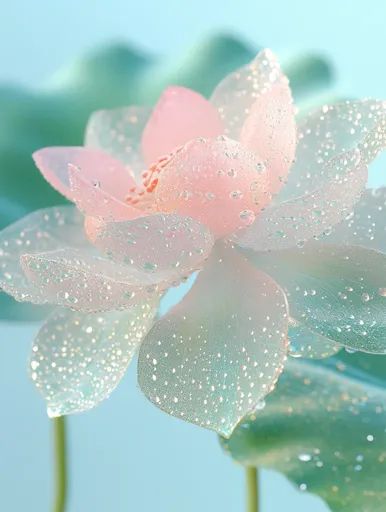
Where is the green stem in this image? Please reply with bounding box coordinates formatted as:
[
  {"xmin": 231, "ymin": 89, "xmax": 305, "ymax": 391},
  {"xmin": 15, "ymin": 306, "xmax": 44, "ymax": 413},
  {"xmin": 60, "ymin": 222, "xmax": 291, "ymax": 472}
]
[
  {"xmin": 52, "ymin": 417, "xmax": 67, "ymax": 512},
  {"xmin": 246, "ymin": 466, "xmax": 259, "ymax": 512}
]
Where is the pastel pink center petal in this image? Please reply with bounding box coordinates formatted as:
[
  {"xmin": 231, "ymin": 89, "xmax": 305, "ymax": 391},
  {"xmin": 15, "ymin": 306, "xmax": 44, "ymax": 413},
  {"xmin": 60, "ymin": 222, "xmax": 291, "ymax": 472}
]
[
  {"xmin": 68, "ymin": 165, "xmax": 144, "ymax": 221},
  {"xmin": 240, "ymin": 81, "xmax": 297, "ymax": 194},
  {"xmin": 154, "ymin": 137, "xmax": 272, "ymax": 238},
  {"xmin": 33, "ymin": 146, "xmax": 136, "ymax": 203},
  {"xmin": 141, "ymin": 86, "xmax": 224, "ymax": 167}
]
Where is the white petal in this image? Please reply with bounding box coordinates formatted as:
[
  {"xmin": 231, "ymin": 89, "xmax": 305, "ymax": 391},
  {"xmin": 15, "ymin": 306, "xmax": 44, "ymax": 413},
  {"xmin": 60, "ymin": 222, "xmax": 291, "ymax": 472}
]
[
  {"xmin": 31, "ymin": 302, "xmax": 157, "ymax": 416},
  {"xmin": 85, "ymin": 106, "xmax": 152, "ymax": 180},
  {"xmin": 138, "ymin": 244, "xmax": 289, "ymax": 436},
  {"xmin": 234, "ymin": 150, "xmax": 367, "ymax": 251}
]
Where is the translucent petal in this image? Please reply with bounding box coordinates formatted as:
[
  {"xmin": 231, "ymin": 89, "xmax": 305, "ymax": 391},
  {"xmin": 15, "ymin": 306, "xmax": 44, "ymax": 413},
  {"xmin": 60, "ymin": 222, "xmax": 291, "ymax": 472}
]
[
  {"xmin": 288, "ymin": 318, "xmax": 342, "ymax": 359},
  {"xmin": 0, "ymin": 206, "xmax": 162, "ymax": 311},
  {"xmin": 138, "ymin": 244, "xmax": 289, "ymax": 437},
  {"xmin": 85, "ymin": 106, "xmax": 152, "ymax": 181},
  {"xmin": 155, "ymin": 137, "xmax": 271, "ymax": 237},
  {"xmin": 234, "ymin": 150, "xmax": 367, "ymax": 251},
  {"xmin": 280, "ymin": 100, "xmax": 386, "ymax": 202},
  {"xmin": 68, "ymin": 165, "xmax": 144, "ymax": 221},
  {"xmin": 141, "ymin": 86, "xmax": 223, "ymax": 166},
  {"xmin": 210, "ymin": 49, "xmax": 289, "ymax": 139},
  {"xmin": 221, "ymin": 354, "xmax": 386, "ymax": 512},
  {"xmin": 21, "ymin": 247, "xmax": 163, "ymax": 312},
  {"xmin": 240, "ymin": 81, "xmax": 296, "ymax": 193},
  {"xmin": 33, "ymin": 146, "xmax": 136, "ymax": 204},
  {"xmin": 31, "ymin": 302, "xmax": 157, "ymax": 416},
  {"xmin": 92, "ymin": 213, "xmax": 215, "ymax": 284},
  {"xmin": 249, "ymin": 243, "xmax": 386, "ymax": 353},
  {"xmin": 326, "ymin": 187, "xmax": 386, "ymax": 253},
  {"xmin": 0, "ymin": 206, "xmax": 87, "ymax": 304}
]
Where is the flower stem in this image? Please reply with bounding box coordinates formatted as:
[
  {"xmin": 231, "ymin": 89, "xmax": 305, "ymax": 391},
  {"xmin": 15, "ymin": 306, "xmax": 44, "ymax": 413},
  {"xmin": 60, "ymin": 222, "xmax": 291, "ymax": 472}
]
[
  {"xmin": 52, "ymin": 416, "xmax": 67, "ymax": 512},
  {"xmin": 246, "ymin": 466, "xmax": 259, "ymax": 512}
]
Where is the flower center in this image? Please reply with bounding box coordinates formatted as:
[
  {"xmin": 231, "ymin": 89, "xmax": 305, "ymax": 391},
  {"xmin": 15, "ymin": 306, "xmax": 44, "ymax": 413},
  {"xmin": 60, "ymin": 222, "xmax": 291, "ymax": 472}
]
[{"xmin": 125, "ymin": 150, "xmax": 181, "ymax": 212}]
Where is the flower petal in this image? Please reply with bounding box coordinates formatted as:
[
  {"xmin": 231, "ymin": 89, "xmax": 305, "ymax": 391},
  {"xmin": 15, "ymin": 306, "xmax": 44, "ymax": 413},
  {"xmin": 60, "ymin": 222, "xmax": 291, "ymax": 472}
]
[
  {"xmin": 249, "ymin": 243, "xmax": 386, "ymax": 353},
  {"xmin": 234, "ymin": 150, "xmax": 367, "ymax": 251},
  {"xmin": 141, "ymin": 86, "xmax": 223, "ymax": 166},
  {"xmin": 30, "ymin": 302, "xmax": 157, "ymax": 416},
  {"xmin": 91, "ymin": 213, "xmax": 214, "ymax": 283},
  {"xmin": 85, "ymin": 106, "xmax": 152, "ymax": 180},
  {"xmin": 288, "ymin": 319, "xmax": 342, "ymax": 359},
  {"xmin": 33, "ymin": 146, "xmax": 136, "ymax": 204},
  {"xmin": 326, "ymin": 187, "xmax": 386, "ymax": 252},
  {"xmin": 0, "ymin": 206, "xmax": 161, "ymax": 311},
  {"xmin": 221, "ymin": 353, "xmax": 386, "ymax": 512},
  {"xmin": 68, "ymin": 165, "xmax": 144, "ymax": 221},
  {"xmin": 0, "ymin": 206, "xmax": 86, "ymax": 304},
  {"xmin": 239, "ymin": 80, "xmax": 296, "ymax": 193},
  {"xmin": 210, "ymin": 49, "xmax": 292, "ymax": 136},
  {"xmin": 155, "ymin": 137, "xmax": 271, "ymax": 237},
  {"xmin": 21, "ymin": 247, "xmax": 166, "ymax": 312},
  {"xmin": 138, "ymin": 244, "xmax": 289, "ymax": 437},
  {"xmin": 280, "ymin": 100, "xmax": 386, "ymax": 202}
]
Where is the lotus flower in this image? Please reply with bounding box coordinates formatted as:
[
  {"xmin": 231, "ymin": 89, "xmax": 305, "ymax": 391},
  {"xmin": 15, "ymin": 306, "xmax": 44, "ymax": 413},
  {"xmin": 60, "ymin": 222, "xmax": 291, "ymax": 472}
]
[
  {"xmin": 1, "ymin": 49, "xmax": 385, "ymax": 437},
  {"xmin": 0, "ymin": 36, "xmax": 332, "ymax": 322}
]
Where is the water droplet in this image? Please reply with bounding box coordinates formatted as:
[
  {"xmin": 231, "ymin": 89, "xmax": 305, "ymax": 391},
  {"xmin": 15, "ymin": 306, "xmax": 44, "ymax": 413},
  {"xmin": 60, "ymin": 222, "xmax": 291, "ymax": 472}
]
[
  {"xmin": 230, "ymin": 190, "xmax": 243, "ymax": 199},
  {"xmin": 239, "ymin": 210, "xmax": 255, "ymax": 225}
]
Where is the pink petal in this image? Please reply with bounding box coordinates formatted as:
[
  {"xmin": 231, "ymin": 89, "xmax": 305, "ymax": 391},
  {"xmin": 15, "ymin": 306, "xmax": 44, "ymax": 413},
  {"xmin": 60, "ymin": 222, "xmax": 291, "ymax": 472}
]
[
  {"xmin": 138, "ymin": 244, "xmax": 289, "ymax": 437},
  {"xmin": 141, "ymin": 86, "xmax": 223, "ymax": 166},
  {"xmin": 240, "ymin": 82, "xmax": 296, "ymax": 193},
  {"xmin": 211, "ymin": 50, "xmax": 286, "ymax": 135},
  {"xmin": 234, "ymin": 150, "xmax": 367, "ymax": 251},
  {"xmin": 90, "ymin": 213, "xmax": 215, "ymax": 285},
  {"xmin": 155, "ymin": 137, "xmax": 271, "ymax": 238},
  {"xmin": 33, "ymin": 146, "xmax": 136, "ymax": 204},
  {"xmin": 211, "ymin": 49, "xmax": 296, "ymax": 194},
  {"xmin": 68, "ymin": 165, "xmax": 144, "ymax": 221},
  {"xmin": 85, "ymin": 106, "xmax": 152, "ymax": 180}
]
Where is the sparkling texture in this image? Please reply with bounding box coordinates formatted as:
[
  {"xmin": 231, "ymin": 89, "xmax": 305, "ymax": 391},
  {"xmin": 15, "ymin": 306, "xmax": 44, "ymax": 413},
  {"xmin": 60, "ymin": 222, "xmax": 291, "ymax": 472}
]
[
  {"xmin": 31, "ymin": 301, "xmax": 157, "ymax": 416},
  {"xmin": 211, "ymin": 49, "xmax": 296, "ymax": 193},
  {"xmin": 221, "ymin": 352, "xmax": 386, "ymax": 511},
  {"xmin": 288, "ymin": 319, "xmax": 342, "ymax": 359},
  {"xmin": 0, "ymin": 206, "xmax": 161, "ymax": 312},
  {"xmin": 155, "ymin": 137, "xmax": 271, "ymax": 237},
  {"xmin": 211, "ymin": 49, "xmax": 286, "ymax": 139},
  {"xmin": 2, "ymin": 48, "xmax": 386, "ymax": 431},
  {"xmin": 85, "ymin": 105, "xmax": 152, "ymax": 180},
  {"xmin": 235, "ymin": 149, "xmax": 366, "ymax": 251},
  {"xmin": 138, "ymin": 245, "xmax": 288, "ymax": 437},
  {"xmin": 279, "ymin": 100, "xmax": 386, "ymax": 202},
  {"xmin": 91, "ymin": 213, "xmax": 214, "ymax": 286},
  {"xmin": 327, "ymin": 187, "xmax": 386, "ymax": 252},
  {"xmin": 249, "ymin": 243, "xmax": 386, "ymax": 353}
]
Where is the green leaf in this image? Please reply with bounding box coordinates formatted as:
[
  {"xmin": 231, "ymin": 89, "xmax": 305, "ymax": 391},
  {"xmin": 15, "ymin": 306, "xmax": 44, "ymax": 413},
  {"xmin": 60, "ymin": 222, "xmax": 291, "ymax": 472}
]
[{"xmin": 221, "ymin": 352, "xmax": 386, "ymax": 512}]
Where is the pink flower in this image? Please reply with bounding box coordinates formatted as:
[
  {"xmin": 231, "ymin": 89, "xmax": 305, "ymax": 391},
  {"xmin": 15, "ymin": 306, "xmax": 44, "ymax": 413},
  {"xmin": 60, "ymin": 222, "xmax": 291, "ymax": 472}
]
[{"xmin": 1, "ymin": 49, "xmax": 386, "ymax": 436}]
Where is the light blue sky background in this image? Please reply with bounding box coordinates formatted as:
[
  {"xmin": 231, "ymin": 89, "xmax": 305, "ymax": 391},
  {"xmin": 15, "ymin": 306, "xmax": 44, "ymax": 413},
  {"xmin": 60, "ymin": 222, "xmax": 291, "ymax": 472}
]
[{"xmin": 1, "ymin": 1, "xmax": 386, "ymax": 511}]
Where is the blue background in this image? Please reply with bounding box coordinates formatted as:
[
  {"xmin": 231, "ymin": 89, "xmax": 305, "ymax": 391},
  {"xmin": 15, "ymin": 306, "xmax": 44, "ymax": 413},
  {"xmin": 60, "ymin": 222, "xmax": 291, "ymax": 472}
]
[{"xmin": 1, "ymin": 1, "xmax": 385, "ymax": 510}]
